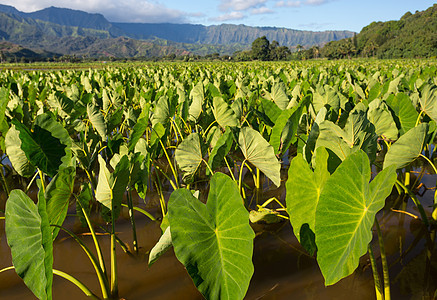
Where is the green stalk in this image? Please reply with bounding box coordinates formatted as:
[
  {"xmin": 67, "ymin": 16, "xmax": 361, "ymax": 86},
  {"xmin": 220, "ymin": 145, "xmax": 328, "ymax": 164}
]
[
  {"xmin": 375, "ymin": 219, "xmax": 390, "ymax": 300},
  {"xmin": 238, "ymin": 159, "xmax": 247, "ymax": 199},
  {"xmin": 53, "ymin": 269, "xmax": 100, "ymax": 299},
  {"xmin": 172, "ymin": 117, "xmax": 184, "ymax": 141},
  {"xmin": 395, "ymin": 180, "xmax": 429, "ymax": 227},
  {"xmin": 122, "ymin": 203, "xmax": 156, "ymax": 221},
  {"xmin": 75, "ymin": 196, "xmax": 107, "ymax": 278},
  {"xmin": 154, "ymin": 173, "xmax": 167, "ymax": 217},
  {"xmin": 0, "ymin": 165, "xmax": 10, "ymax": 197},
  {"xmin": 54, "ymin": 225, "xmax": 110, "ymax": 299},
  {"xmin": 0, "ymin": 266, "xmax": 14, "ymax": 273},
  {"xmin": 25, "ymin": 171, "xmax": 39, "ymax": 193},
  {"xmin": 158, "ymin": 138, "xmax": 179, "ymax": 188},
  {"xmin": 203, "ymin": 159, "xmax": 214, "ymax": 175},
  {"xmin": 419, "ymin": 154, "xmax": 437, "ymax": 175},
  {"xmin": 126, "ymin": 186, "xmax": 138, "ymax": 253},
  {"xmin": 154, "ymin": 165, "xmax": 177, "ymax": 191},
  {"xmin": 38, "ymin": 168, "xmax": 45, "ymax": 194},
  {"xmin": 368, "ymin": 244, "xmax": 384, "ymax": 300},
  {"xmin": 415, "ymin": 110, "xmax": 424, "ymax": 127},
  {"xmin": 224, "ymin": 157, "xmax": 236, "ymax": 182},
  {"xmin": 110, "ymin": 220, "xmax": 118, "ymax": 298},
  {"xmin": 404, "ymin": 171, "xmax": 410, "ymax": 189}
]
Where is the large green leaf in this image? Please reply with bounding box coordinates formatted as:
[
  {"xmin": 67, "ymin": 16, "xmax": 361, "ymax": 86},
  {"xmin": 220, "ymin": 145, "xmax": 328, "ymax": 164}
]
[
  {"xmin": 168, "ymin": 172, "xmax": 254, "ymax": 300},
  {"xmin": 419, "ymin": 84, "xmax": 437, "ymax": 122},
  {"xmin": 0, "ymin": 87, "xmax": 9, "ymax": 125},
  {"xmin": 239, "ymin": 127, "xmax": 281, "ymax": 187},
  {"xmin": 315, "ymin": 105, "xmax": 377, "ymax": 162},
  {"xmin": 286, "ymin": 147, "xmax": 330, "ymax": 253},
  {"xmin": 212, "ymin": 96, "xmax": 238, "ymax": 129},
  {"xmin": 10, "ymin": 113, "xmax": 72, "ymax": 177},
  {"xmin": 148, "ymin": 226, "xmax": 172, "ymax": 267},
  {"xmin": 315, "ymin": 151, "xmax": 397, "ymax": 285},
  {"xmin": 270, "ymin": 99, "xmax": 305, "ymax": 155},
  {"xmin": 5, "ymin": 189, "xmax": 53, "ymax": 300},
  {"xmin": 367, "ymin": 99, "xmax": 398, "ymax": 140},
  {"xmin": 207, "ymin": 128, "xmax": 233, "ymax": 175},
  {"xmin": 87, "ymin": 102, "xmax": 107, "ymax": 140},
  {"xmin": 268, "ymin": 81, "xmax": 289, "ymax": 110},
  {"xmin": 188, "ymin": 81, "xmax": 204, "ymax": 122},
  {"xmin": 312, "ymin": 85, "xmax": 340, "ymax": 116},
  {"xmin": 175, "ymin": 133, "xmax": 205, "ymax": 181},
  {"xmin": 128, "ymin": 103, "xmax": 151, "ymax": 152},
  {"xmin": 151, "ymin": 95, "xmax": 174, "ymax": 127},
  {"xmin": 383, "ymin": 123, "xmax": 428, "ymax": 170},
  {"xmin": 386, "ymin": 93, "xmax": 418, "ymax": 135},
  {"xmin": 95, "ymin": 155, "xmax": 130, "ymax": 220},
  {"xmin": 45, "ymin": 165, "xmax": 76, "ymax": 240},
  {"xmin": 260, "ymin": 98, "xmax": 282, "ymax": 126},
  {"xmin": 5, "ymin": 124, "xmax": 35, "ymax": 177}
]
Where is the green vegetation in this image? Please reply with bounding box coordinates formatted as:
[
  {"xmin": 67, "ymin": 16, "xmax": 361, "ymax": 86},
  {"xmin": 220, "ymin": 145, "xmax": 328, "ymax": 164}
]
[
  {"xmin": 320, "ymin": 4, "xmax": 437, "ymax": 59},
  {"xmin": 0, "ymin": 60, "xmax": 437, "ymax": 299}
]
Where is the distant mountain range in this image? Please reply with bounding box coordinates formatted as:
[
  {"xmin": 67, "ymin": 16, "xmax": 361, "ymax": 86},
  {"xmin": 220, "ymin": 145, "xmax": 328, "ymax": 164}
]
[{"xmin": 0, "ymin": 4, "xmax": 354, "ymax": 58}]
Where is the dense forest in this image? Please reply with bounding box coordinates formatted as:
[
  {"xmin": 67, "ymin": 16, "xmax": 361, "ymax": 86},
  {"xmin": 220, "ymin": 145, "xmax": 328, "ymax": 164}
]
[{"xmin": 320, "ymin": 4, "xmax": 437, "ymax": 59}]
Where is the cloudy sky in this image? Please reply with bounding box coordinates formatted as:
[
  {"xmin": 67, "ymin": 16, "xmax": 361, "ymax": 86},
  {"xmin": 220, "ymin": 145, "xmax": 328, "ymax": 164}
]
[{"xmin": 0, "ymin": 0, "xmax": 434, "ymax": 32}]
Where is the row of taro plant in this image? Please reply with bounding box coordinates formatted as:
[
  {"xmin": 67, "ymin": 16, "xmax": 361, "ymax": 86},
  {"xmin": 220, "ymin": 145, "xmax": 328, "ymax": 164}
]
[{"xmin": 0, "ymin": 60, "xmax": 436, "ymax": 299}]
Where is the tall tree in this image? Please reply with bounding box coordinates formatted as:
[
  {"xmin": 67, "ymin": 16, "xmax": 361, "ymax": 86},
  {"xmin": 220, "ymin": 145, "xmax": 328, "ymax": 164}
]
[{"xmin": 251, "ymin": 36, "xmax": 270, "ymax": 61}]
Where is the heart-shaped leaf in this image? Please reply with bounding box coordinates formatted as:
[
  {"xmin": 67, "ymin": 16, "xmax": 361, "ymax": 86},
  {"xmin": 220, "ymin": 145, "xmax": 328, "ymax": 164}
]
[
  {"xmin": 148, "ymin": 226, "xmax": 173, "ymax": 267},
  {"xmin": 45, "ymin": 165, "xmax": 76, "ymax": 240},
  {"xmin": 383, "ymin": 123, "xmax": 428, "ymax": 170},
  {"xmin": 212, "ymin": 96, "xmax": 238, "ymax": 129},
  {"xmin": 95, "ymin": 155, "xmax": 130, "ymax": 220},
  {"xmin": 367, "ymin": 99, "xmax": 398, "ymax": 140},
  {"xmin": 315, "ymin": 150, "xmax": 397, "ymax": 285},
  {"xmin": 168, "ymin": 172, "xmax": 254, "ymax": 300},
  {"xmin": 315, "ymin": 105, "xmax": 377, "ymax": 162},
  {"xmin": 286, "ymin": 147, "xmax": 330, "ymax": 254},
  {"xmin": 87, "ymin": 102, "xmax": 107, "ymax": 140},
  {"xmin": 175, "ymin": 133, "xmax": 206, "ymax": 181},
  {"xmin": 386, "ymin": 93, "xmax": 418, "ymax": 135},
  {"xmin": 8, "ymin": 113, "xmax": 72, "ymax": 177},
  {"xmin": 419, "ymin": 84, "xmax": 437, "ymax": 122},
  {"xmin": 239, "ymin": 127, "xmax": 281, "ymax": 187},
  {"xmin": 5, "ymin": 124, "xmax": 36, "ymax": 177},
  {"xmin": 5, "ymin": 189, "xmax": 53, "ymax": 300},
  {"xmin": 189, "ymin": 81, "xmax": 204, "ymax": 122},
  {"xmin": 207, "ymin": 128, "xmax": 233, "ymax": 175}
]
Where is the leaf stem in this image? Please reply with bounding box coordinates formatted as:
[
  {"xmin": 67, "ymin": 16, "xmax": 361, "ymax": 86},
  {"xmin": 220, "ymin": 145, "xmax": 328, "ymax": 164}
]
[
  {"xmin": 375, "ymin": 219, "xmax": 390, "ymax": 300},
  {"xmin": 368, "ymin": 244, "xmax": 384, "ymax": 300},
  {"xmin": 395, "ymin": 179, "xmax": 429, "ymax": 227},
  {"xmin": 53, "ymin": 269, "xmax": 100, "ymax": 299},
  {"xmin": 419, "ymin": 154, "xmax": 437, "ymax": 175},
  {"xmin": 122, "ymin": 203, "xmax": 156, "ymax": 221}
]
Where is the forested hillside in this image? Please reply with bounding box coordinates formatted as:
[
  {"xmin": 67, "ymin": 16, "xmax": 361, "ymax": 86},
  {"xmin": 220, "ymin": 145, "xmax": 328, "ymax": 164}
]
[{"xmin": 321, "ymin": 4, "xmax": 437, "ymax": 58}]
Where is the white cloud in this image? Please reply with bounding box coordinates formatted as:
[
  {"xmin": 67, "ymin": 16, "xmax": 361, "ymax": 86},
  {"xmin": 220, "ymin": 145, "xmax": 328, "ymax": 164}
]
[
  {"xmin": 211, "ymin": 11, "xmax": 245, "ymax": 21},
  {"xmin": 0, "ymin": 0, "xmax": 192, "ymax": 23},
  {"xmin": 306, "ymin": 0, "xmax": 328, "ymax": 5},
  {"xmin": 275, "ymin": 0, "xmax": 330, "ymax": 8},
  {"xmin": 219, "ymin": 0, "xmax": 267, "ymax": 12},
  {"xmin": 251, "ymin": 7, "xmax": 274, "ymax": 14},
  {"xmin": 298, "ymin": 22, "xmax": 333, "ymax": 29},
  {"xmin": 275, "ymin": 1, "xmax": 301, "ymax": 7}
]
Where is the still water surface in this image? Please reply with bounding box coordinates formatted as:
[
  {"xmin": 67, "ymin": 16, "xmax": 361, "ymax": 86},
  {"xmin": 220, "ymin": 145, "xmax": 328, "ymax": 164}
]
[{"xmin": 0, "ymin": 171, "xmax": 435, "ymax": 299}]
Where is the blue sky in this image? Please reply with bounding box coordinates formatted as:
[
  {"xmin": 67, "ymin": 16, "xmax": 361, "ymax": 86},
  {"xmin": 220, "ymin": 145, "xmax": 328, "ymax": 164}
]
[{"xmin": 1, "ymin": 0, "xmax": 435, "ymax": 32}]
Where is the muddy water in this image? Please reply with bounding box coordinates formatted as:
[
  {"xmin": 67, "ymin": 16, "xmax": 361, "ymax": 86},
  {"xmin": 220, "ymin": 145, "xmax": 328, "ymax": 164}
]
[{"xmin": 0, "ymin": 173, "xmax": 436, "ymax": 299}]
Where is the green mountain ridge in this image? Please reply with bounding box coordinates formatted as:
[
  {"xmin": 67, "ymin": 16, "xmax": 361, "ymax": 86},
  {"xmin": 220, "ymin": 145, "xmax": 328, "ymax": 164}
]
[{"xmin": 0, "ymin": 4, "xmax": 354, "ymax": 58}]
